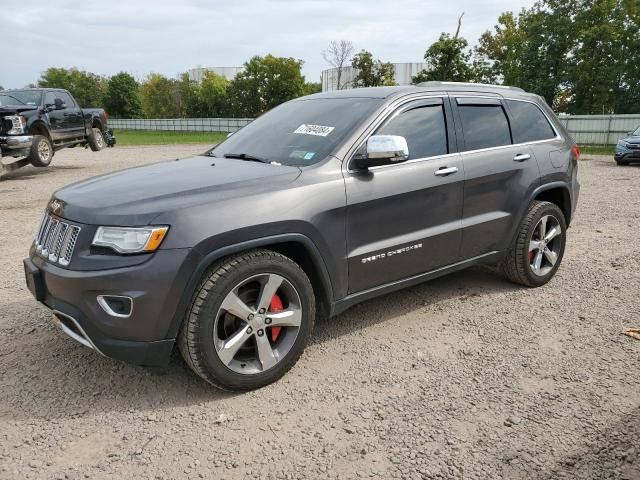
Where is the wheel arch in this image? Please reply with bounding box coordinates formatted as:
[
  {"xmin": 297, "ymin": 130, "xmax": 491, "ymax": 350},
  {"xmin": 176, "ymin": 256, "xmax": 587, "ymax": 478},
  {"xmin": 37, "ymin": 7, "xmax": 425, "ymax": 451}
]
[
  {"xmin": 533, "ymin": 183, "xmax": 572, "ymax": 226},
  {"xmin": 165, "ymin": 233, "xmax": 334, "ymax": 340},
  {"xmin": 29, "ymin": 121, "xmax": 51, "ymax": 141}
]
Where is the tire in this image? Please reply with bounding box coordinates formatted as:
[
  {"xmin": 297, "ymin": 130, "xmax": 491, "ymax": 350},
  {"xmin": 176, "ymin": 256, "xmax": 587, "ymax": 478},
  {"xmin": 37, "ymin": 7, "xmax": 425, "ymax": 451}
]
[
  {"xmin": 88, "ymin": 127, "xmax": 106, "ymax": 151},
  {"xmin": 502, "ymin": 201, "xmax": 567, "ymax": 287},
  {"xmin": 178, "ymin": 249, "xmax": 316, "ymax": 391},
  {"xmin": 29, "ymin": 135, "xmax": 54, "ymax": 167}
]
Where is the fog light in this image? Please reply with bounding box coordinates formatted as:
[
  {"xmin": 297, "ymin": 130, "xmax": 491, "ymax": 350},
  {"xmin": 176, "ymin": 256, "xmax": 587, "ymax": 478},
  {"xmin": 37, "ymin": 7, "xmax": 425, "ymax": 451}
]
[{"xmin": 97, "ymin": 295, "xmax": 133, "ymax": 318}]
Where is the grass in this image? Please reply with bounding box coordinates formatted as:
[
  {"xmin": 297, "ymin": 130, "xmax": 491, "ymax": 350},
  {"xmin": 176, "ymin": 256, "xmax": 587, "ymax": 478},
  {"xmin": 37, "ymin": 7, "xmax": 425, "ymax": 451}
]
[
  {"xmin": 581, "ymin": 145, "xmax": 614, "ymax": 156},
  {"xmin": 112, "ymin": 129, "xmax": 227, "ymax": 146}
]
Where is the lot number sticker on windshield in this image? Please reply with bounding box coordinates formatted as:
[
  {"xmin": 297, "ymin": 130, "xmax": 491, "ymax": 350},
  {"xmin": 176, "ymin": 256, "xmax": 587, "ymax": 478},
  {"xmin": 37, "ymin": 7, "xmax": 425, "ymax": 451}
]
[{"xmin": 294, "ymin": 124, "xmax": 335, "ymax": 137}]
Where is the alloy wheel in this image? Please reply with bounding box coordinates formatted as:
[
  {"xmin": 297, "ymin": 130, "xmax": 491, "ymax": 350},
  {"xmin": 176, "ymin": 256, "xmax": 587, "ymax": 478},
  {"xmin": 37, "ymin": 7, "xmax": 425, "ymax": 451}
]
[
  {"xmin": 38, "ymin": 141, "xmax": 51, "ymax": 162},
  {"xmin": 528, "ymin": 214, "xmax": 562, "ymax": 276},
  {"xmin": 213, "ymin": 273, "xmax": 302, "ymax": 374}
]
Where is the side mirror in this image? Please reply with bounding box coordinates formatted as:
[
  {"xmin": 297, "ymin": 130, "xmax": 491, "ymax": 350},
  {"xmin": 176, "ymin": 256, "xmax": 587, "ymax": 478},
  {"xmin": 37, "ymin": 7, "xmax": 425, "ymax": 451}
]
[
  {"xmin": 226, "ymin": 132, "xmax": 234, "ymax": 138},
  {"xmin": 353, "ymin": 135, "xmax": 409, "ymax": 170},
  {"xmin": 54, "ymin": 98, "xmax": 66, "ymax": 110}
]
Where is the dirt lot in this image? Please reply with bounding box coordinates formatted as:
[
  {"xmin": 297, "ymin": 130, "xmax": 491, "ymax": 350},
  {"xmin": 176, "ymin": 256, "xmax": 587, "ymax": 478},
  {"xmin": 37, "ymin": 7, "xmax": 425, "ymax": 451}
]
[{"xmin": 0, "ymin": 146, "xmax": 639, "ymax": 480}]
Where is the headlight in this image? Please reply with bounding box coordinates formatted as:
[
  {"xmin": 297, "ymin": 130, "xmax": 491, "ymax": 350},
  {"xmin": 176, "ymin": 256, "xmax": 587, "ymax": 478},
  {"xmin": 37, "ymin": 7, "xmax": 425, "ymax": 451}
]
[
  {"xmin": 92, "ymin": 226, "xmax": 168, "ymax": 254},
  {"xmin": 6, "ymin": 115, "xmax": 26, "ymax": 135}
]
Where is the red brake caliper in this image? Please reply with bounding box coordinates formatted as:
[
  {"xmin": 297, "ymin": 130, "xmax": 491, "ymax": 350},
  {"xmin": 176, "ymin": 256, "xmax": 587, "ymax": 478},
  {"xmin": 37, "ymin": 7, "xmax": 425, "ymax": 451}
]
[{"xmin": 268, "ymin": 293, "xmax": 284, "ymax": 342}]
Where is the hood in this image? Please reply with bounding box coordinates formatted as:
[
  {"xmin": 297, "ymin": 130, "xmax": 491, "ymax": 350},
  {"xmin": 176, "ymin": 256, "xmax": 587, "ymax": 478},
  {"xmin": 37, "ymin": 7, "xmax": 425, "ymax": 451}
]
[
  {"xmin": 622, "ymin": 135, "xmax": 640, "ymax": 145},
  {"xmin": 52, "ymin": 155, "xmax": 302, "ymax": 225},
  {"xmin": 0, "ymin": 105, "xmax": 39, "ymax": 114}
]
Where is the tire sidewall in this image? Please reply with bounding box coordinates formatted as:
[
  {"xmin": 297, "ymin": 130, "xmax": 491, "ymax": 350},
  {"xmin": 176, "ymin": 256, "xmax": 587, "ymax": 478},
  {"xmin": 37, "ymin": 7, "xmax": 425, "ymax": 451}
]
[
  {"xmin": 521, "ymin": 203, "xmax": 567, "ymax": 287},
  {"xmin": 190, "ymin": 253, "xmax": 315, "ymax": 390},
  {"xmin": 29, "ymin": 135, "xmax": 53, "ymax": 167}
]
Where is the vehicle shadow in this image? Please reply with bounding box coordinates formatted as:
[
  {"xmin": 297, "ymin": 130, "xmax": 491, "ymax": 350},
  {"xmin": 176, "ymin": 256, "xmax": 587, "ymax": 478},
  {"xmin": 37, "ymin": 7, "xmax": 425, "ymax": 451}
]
[
  {"xmin": 0, "ymin": 268, "xmax": 517, "ymax": 421},
  {"xmin": 313, "ymin": 267, "xmax": 519, "ymax": 345},
  {"xmin": 530, "ymin": 406, "xmax": 640, "ymax": 479},
  {"xmin": 0, "ymin": 164, "xmax": 83, "ymax": 181}
]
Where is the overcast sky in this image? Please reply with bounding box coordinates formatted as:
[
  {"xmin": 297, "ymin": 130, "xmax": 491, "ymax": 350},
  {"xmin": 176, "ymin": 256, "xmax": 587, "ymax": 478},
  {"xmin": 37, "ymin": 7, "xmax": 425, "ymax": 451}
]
[{"xmin": 1, "ymin": 0, "xmax": 535, "ymax": 89}]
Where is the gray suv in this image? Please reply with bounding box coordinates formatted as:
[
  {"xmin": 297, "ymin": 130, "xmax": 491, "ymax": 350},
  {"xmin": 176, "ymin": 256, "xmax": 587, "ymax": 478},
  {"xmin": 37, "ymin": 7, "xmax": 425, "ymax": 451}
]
[{"xmin": 23, "ymin": 82, "xmax": 580, "ymax": 391}]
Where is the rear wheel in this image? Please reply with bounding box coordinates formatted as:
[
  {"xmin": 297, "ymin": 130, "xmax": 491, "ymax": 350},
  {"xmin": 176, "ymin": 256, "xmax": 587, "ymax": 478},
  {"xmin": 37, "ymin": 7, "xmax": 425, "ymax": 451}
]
[
  {"xmin": 178, "ymin": 249, "xmax": 315, "ymax": 391},
  {"xmin": 29, "ymin": 135, "xmax": 54, "ymax": 167},
  {"xmin": 88, "ymin": 127, "xmax": 106, "ymax": 151},
  {"xmin": 502, "ymin": 201, "xmax": 567, "ymax": 287}
]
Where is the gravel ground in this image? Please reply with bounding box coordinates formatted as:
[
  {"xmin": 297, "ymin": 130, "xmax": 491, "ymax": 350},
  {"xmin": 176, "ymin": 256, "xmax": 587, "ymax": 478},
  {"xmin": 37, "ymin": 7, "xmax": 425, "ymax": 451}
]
[{"xmin": 0, "ymin": 146, "xmax": 639, "ymax": 480}]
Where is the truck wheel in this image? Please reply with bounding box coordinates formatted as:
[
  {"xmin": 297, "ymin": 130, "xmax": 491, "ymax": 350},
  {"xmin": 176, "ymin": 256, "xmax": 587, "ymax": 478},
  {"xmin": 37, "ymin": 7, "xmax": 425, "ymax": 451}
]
[
  {"xmin": 502, "ymin": 201, "xmax": 567, "ymax": 287},
  {"xmin": 178, "ymin": 249, "xmax": 315, "ymax": 391},
  {"xmin": 88, "ymin": 128, "xmax": 106, "ymax": 151},
  {"xmin": 29, "ymin": 135, "xmax": 54, "ymax": 167}
]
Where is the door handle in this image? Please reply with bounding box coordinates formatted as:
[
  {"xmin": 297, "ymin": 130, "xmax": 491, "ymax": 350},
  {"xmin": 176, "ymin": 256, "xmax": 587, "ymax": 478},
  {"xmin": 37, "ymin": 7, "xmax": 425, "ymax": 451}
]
[
  {"xmin": 513, "ymin": 153, "xmax": 531, "ymax": 162},
  {"xmin": 434, "ymin": 166, "xmax": 459, "ymax": 176}
]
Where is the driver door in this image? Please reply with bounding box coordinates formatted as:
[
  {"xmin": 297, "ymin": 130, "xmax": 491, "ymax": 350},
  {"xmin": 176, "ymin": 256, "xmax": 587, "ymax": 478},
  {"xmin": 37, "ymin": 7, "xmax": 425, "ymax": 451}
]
[{"xmin": 344, "ymin": 97, "xmax": 465, "ymax": 293}]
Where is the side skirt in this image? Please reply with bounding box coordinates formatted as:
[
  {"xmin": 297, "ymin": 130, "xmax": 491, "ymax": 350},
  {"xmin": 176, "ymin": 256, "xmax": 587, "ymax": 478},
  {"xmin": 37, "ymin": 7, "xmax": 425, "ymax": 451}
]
[{"xmin": 330, "ymin": 251, "xmax": 503, "ymax": 317}]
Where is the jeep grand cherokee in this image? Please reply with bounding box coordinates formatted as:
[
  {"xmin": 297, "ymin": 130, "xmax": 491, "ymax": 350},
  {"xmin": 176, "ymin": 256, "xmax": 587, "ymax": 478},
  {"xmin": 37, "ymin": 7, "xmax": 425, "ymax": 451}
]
[{"xmin": 24, "ymin": 82, "xmax": 580, "ymax": 391}]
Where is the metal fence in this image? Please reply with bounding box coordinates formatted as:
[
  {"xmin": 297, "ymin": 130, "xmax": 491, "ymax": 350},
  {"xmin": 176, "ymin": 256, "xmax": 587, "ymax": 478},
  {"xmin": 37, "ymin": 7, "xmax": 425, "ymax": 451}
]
[
  {"xmin": 110, "ymin": 114, "xmax": 640, "ymax": 145},
  {"xmin": 558, "ymin": 114, "xmax": 640, "ymax": 145},
  {"xmin": 109, "ymin": 117, "xmax": 253, "ymax": 133}
]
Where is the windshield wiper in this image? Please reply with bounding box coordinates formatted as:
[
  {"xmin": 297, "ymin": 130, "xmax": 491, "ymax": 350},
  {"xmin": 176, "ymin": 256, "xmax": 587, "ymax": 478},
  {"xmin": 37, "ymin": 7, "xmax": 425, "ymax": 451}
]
[{"xmin": 223, "ymin": 153, "xmax": 271, "ymax": 164}]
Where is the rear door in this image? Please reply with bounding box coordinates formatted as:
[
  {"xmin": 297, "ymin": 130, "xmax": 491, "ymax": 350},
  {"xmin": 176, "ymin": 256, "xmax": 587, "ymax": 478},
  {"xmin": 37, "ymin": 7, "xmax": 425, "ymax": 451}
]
[
  {"xmin": 452, "ymin": 96, "xmax": 541, "ymax": 259},
  {"xmin": 344, "ymin": 96, "xmax": 465, "ymax": 293},
  {"xmin": 57, "ymin": 91, "xmax": 85, "ymax": 138}
]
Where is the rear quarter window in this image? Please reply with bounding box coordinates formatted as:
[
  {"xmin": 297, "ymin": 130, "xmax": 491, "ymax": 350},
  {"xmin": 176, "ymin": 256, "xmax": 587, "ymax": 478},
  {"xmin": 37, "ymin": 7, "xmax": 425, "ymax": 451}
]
[{"xmin": 506, "ymin": 100, "xmax": 556, "ymax": 143}]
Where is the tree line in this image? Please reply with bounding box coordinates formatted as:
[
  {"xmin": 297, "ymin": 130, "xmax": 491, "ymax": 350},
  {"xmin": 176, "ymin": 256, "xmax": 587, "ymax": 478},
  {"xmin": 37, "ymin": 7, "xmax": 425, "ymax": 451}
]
[
  {"xmin": 5, "ymin": 0, "xmax": 638, "ymax": 117},
  {"xmin": 30, "ymin": 55, "xmax": 321, "ymax": 119}
]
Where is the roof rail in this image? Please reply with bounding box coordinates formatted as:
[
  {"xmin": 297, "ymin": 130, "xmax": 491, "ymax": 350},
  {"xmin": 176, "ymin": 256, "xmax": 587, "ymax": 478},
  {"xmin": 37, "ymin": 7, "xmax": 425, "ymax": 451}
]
[{"xmin": 417, "ymin": 81, "xmax": 525, "ymax": 93}]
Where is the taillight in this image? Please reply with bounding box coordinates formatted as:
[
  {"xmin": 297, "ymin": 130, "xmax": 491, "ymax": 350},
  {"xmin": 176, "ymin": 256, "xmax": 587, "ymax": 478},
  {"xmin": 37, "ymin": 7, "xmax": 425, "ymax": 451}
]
[{"xmin": 571, "ymin": 144, "xmax": 581, "ymax": 160}]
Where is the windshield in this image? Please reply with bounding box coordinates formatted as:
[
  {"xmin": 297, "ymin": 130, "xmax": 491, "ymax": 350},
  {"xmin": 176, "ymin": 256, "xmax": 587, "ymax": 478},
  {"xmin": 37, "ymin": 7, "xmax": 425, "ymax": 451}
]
[
  {"xmin": 633, "ymin": 126, "xmax": 640, "ymax": 136},
  {"xmin": 210, "ymin": 97, "xmax": 384, "ymax": 166},
  {"xmin": 0, "ymin": 90, "xmax": 42, "ymax": 107}
]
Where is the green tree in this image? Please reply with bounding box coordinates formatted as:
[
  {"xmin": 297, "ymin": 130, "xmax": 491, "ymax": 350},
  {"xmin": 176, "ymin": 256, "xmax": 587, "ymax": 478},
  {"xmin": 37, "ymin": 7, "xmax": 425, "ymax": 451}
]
[
  {"xmin": 303, "ymin": 82, "xmax": 322, "ymax": 95},
  {"xmin": 413, "ymin": 33, "xmax": 473, "ymax": 83},
  {"xmin": 198, "ymin": 71, "xmax": 229, "ymax": 117},
  {"xmin": 37, "ymin": 67, "xmax": 107, "ymax": 107},
  {"xmin": 226, "ymin": 55, "xmax": 306, "ymax": 117},
  {"xmin": 569, "ymin": 0, "xmax": 640, "ymax": 114},
  {"xmin": 139, "ymin": 73, "xmax": 184, "ymax": 118},
  {"xmin": 413, "ymin": 14, "xmax": 475, "ymax": 83},
  {"xmin": 351, "ymin": 50, "xmax": 396, "ymax": 87},
  {"xmin": 104, "ymin": 72, "xmax": 143, "ymax": 118}
]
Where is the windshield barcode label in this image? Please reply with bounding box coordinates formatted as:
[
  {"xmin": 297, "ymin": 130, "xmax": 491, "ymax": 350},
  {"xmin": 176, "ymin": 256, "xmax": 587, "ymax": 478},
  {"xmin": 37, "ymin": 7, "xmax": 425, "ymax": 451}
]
[{"xmin": 294, "ymin": 124, "xmax": 335, "ymax": 137}]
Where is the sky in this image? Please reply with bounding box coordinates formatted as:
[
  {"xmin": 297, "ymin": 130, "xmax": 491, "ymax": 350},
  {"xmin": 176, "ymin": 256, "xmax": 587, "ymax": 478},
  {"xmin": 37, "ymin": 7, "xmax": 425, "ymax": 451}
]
[{"xmin": 0, "ymin": 0, "xmax": 535, "ymax": 89}]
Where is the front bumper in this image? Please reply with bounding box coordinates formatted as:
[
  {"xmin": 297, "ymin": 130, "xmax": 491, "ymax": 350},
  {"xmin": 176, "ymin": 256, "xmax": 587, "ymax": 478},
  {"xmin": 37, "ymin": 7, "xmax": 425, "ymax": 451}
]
[
  {"xmin": 0, "ymin": 135, "xmax": 33, "ymax": 158},
  {"xmin": 24, "ymin": 247, "xmax": 192, "ymax": 366}
]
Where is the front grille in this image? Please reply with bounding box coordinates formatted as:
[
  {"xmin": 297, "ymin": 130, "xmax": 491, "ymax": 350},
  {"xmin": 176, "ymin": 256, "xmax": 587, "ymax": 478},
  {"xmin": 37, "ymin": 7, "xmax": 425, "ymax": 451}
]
[
  {"xmin": 627, "ymin": 143, "xmax": 640, "ymax": 150},
  {"xmin": 34, "ymin": 212, "xmax": 81, "ymax": 266}
]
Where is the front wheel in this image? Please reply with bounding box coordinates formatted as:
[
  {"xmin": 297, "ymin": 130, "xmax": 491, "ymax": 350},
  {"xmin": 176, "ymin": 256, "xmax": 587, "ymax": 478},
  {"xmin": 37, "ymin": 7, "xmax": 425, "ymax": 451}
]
[
  {"xmin": 88, "ymin": 128, "xmax": 106, "ymax": 151},
  {"xmin": 29, "ymin": 135, "xmax": 54, "ymax": 167},
  {"xmin": 178, "ymin": 249, "xmax": 315, "ymax": 391},
  {"xmin": 502, "ymin": 201, "xmax": 567, "ymax": 287}
]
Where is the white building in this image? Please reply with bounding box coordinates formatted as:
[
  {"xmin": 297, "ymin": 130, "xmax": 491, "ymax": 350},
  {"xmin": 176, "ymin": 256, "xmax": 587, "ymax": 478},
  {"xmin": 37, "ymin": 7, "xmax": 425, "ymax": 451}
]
[
  {"xmin": 187, "ymin": 67, "xmax": 244, "ymax": 83},
  {"xmin": 321, "ymin": 62, "xmax": 428, "ymax": 92}
]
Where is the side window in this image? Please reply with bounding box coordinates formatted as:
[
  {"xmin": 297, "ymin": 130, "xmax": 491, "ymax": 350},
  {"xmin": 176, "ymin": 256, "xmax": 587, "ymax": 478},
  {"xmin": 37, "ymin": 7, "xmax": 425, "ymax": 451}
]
[
  {"xmin": 458, "ymin": 104, "xmax": 512, "ymax": 151},
  {"xmin": 44, "ymin": 92, "xmax": 56, "ymax": 106},
  {"xmin": 506, "ymin": 100, "xmax": 556, "ymax": 143},
  {"xmin": 58, "ymin": 92, "xmax": 75, "ymax": 107},
  {"xmin": 376, "ymin": 104, "xmax": 448, "ymax": 160}
]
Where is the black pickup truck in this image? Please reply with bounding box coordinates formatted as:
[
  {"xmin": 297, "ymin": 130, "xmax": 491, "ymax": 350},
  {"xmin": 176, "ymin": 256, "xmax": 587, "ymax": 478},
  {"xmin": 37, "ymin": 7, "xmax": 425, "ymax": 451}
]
[{"xmin": 0, "ymin": 88, "xmax": 115, "ymax": 168}]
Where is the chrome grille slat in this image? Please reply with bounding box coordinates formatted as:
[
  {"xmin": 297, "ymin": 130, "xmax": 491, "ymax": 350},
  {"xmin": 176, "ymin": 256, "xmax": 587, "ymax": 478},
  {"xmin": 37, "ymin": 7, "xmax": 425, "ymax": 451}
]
[{"xmin": 33, "ymin": 212, "xmax": 81, "ymax": 267}]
